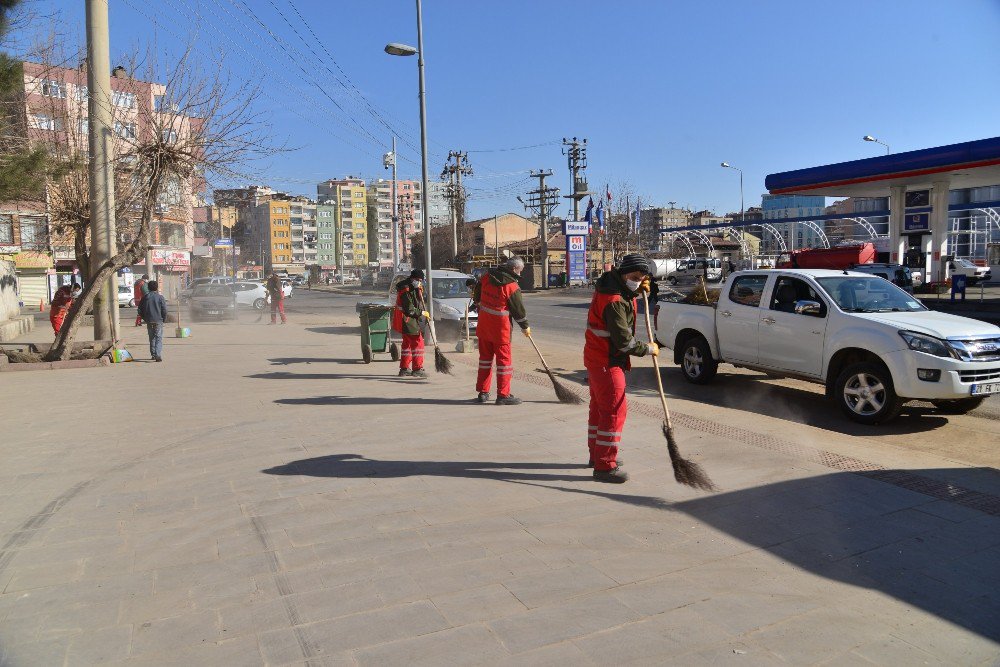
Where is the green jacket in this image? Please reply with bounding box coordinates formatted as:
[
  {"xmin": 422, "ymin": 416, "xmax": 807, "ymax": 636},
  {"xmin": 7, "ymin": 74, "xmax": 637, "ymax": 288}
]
[
  {"xmin": 594, "ymin": 269, "xmax": 649, "ymax": 368},
  {"xmin": 396, "ymin": 278, "xmax": 424, "ymax": 335},
  {"xmin": 472, "ymin": 267, "xmax": 529, "ymax": 330}
]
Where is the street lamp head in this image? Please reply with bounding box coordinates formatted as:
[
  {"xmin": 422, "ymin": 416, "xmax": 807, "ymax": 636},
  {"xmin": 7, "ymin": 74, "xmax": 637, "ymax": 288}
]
[
  {"xmin": 863, "ymin": 135, "xmax": 876, "ymax": 142},
  {"xmin": 385, "ymin": 42, "xmax": 418, "ymax": 56},
  {"xmin": 720, "ymin": 162, "xmax": 730, "ymax": 168}
]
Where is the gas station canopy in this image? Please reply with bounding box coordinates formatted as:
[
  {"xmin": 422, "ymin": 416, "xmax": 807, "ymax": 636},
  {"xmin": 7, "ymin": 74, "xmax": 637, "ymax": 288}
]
[{"xmin": 766, "ymin": 136, "xmax": 1000, "ymax": 198}]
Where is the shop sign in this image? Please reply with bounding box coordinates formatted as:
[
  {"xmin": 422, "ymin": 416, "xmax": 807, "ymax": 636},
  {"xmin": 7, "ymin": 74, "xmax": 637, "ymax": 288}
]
[
  {"xmin": 151, "ymin": 249, "xmax": 191, "ymax": 267},
  {"xmin": 14, "ymin": 250, "xmax": 53, "ymax": 269},
  {"xmin": 0, "ymin": 244, "xmax": 20, "ymax": 254}
]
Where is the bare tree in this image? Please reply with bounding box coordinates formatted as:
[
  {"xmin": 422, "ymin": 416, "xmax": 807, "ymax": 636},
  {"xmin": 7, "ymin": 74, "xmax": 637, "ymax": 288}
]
[{"xmin": 43, "ymin": 46, "xmax": 273, "ymax": 361}]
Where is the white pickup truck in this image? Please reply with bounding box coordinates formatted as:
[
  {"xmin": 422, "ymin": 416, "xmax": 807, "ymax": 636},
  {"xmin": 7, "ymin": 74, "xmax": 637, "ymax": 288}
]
[{"xmin": 653, "ymin": 269, "xmax": 1000, "ymax": 424}]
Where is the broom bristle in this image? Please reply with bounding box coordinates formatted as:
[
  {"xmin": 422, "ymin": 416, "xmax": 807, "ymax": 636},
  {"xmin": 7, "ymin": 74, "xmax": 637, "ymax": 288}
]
[
  {"xmin": 434, "ymin": 346, "xmax": 453, "ymax": 374},
  {"xmin": 552, "ymin": 376, "xmax": 585, "ymax": 404},
  {"xmin": 662, "ymin": 423, "xmax": 716, "ymax": 491}
]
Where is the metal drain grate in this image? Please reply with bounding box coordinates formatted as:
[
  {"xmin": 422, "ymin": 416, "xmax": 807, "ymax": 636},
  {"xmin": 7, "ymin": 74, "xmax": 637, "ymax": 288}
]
[{"xmin": 452, "ymin": 354, "xmax": 1000, "ymax": 516}]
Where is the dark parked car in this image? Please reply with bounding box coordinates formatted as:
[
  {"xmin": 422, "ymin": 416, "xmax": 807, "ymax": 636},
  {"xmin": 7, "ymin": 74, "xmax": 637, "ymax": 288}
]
[{"xmin": 189, "ymin": 284, "xmax": 236, "ymax": 321}]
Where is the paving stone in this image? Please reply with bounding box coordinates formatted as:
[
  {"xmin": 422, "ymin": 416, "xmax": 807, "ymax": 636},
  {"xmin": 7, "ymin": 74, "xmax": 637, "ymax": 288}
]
[
  {"xmin": 65, "ymin": 624, "xmax": 133, "ymax": 665},
  {"xmin": 610, "ymin": 572, "xmax": 711, "ymax": 617},
  {"xmin": 431, "ymin": 583, "xmax": 527, "ymax": 625},
  {"xmin": 297, "ymin": 600, "xmax": 450, "ymax": 654},
  {"xmin": 487, "ymin": 591, "xmax": 642, "ymax": 655},
  {"xmin": 848, "ymin": 636, "xmax": 948, "ymax": 666},
  {"xmin": 352, "ymin": 623, "xmax": 510, "ymax": 666},
  {"xmin": 502, "ymin": 563, "xmax": 619, "ymax": 609},
  {"xmin": 0, "ymin": 636, "xmax": 70, "ymax": 666},
  {"xmin": 492, "ymin": 640, "xmax": 597, "ymax": 666},
  {"xmin": 129, "ymin": 609, "xmax": 220, "ymax": 657},
  {"xmin": 3, "ymin": 560, "xmax": 86, "ymax": 592},
  {"xmin": 747, "ymin": 606, "xmax": 893, "ymax": 664}
]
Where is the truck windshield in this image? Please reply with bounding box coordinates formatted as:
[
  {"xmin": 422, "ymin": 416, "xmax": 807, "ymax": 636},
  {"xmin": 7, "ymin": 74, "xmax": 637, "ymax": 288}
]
[
  {"xmin": 816, "ymin": 277, "xmax": 926, "ymax": 313},
  {"xmin": 432, "ymin": 278, "xmax": 471, "ymax": 298}
]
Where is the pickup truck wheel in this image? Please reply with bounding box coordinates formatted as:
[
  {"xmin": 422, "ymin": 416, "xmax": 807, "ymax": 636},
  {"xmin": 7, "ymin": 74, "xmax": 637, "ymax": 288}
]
[
  {"xmin": 835, "ymin": 361, "xmax": 902, "ymax": 424},
  {"xmin": 680, "ymin": 336, "xmax": 717, "ymax": 384},
  {"xmin": 667, "ymin": 276, "xmax": 677, "ymax": 285},
  {"xmin": 931, "ymin": 397, "xmax": 986, "ymax": 414}
]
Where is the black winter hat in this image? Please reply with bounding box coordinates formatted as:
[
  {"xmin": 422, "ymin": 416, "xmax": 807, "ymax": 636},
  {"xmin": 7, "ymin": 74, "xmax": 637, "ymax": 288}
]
[
  {"xmin": 409, "ymin": 269, "xmax": 425, "ymax": 280},
  {"xmin": 618, "ymin": 253, "xmax": 650, "ymax": 276}
]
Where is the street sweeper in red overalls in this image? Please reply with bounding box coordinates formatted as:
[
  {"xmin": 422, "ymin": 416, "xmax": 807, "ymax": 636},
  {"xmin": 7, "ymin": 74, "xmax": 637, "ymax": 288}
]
[
  {"xmin": 392, "ymin": 269, "xmax": 429, "ymax": 378},
  {"xmin": 584, "ymin": 253, "xmax": 658, "ymax": 483},
  {"xmin": 49, "ymin": 283, "xmax": 80, "ymax": 336},
  {"xmin": 473, "ymin": 257, "xmax": 530, "ymax": 405}
]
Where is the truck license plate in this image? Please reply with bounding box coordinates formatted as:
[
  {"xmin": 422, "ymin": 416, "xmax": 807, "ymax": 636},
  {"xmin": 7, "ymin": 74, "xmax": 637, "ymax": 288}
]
[
  {"xmin": 971, "ymin": 382, "xmax": 1000, "ymax": 396},
  {"xmin": 207, "ymin": 310, "xmax": 219, "ymax": 315}
]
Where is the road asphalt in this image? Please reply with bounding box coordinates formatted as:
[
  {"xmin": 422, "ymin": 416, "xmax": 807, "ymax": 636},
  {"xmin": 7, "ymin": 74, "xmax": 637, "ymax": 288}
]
[{"xmin": 0, "ymin": 289, "xmax": 997, "ymax": 665}]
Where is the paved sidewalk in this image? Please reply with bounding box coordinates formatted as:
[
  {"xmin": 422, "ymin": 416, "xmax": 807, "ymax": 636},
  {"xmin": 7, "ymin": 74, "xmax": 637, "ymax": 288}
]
[{"xmin": 0, "ymin": 312, "xmax": 998, "ymax": 665}]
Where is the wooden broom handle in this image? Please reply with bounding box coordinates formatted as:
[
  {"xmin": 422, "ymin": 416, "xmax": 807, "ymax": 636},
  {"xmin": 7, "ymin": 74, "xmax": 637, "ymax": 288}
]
[{"xmin": 641, "ymin": 291, "xmax": 674, "ymax": 429}]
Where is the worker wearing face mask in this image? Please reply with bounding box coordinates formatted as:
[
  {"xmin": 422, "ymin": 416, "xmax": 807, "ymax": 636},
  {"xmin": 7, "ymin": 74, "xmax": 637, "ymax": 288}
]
[
  {"xmin": 50, "ymin": 282, "xmax": 81, "ymax": 336},
  {"xmin": 392, "ymin": 269, "xmax": 429, "ymax": 378},
  {"xmin": 583, "ymin": 254, "xmax": 658, "ymax": 483}
]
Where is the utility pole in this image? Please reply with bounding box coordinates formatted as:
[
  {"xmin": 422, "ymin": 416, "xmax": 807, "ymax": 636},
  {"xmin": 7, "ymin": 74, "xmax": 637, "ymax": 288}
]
[
  {"xmin": 383, "ymin": 138, "xmax": 399, "ymax": 271},
  {"xmin": 86, "ymin": 0, "xmax": 119, "ymax": 341},
  {"xmin": 561, "ymin": 137, "xmax": 589, "ymax": 223},
  {"xmin": 526, "ymin": 170, "xmax": 559, "ymax": 290},
  {"xmin": 441, "ymin": 151, "xmax": 472, "ymax": 259}
]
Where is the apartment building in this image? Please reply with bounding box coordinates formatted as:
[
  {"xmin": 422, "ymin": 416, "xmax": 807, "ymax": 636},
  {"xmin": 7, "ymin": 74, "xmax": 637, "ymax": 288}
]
[
  {"xmin": 368, "ymin": 178, "xmax": 423, "ymax": 267},
  {"xmin": 2, "ymin": 61, "xmax": 199, "ymax": 302},
  {"xmin": 247, "ymin": 195, "xmax": 305, "ymax": 275},
  {"xmin": 317, "ymin": 177, "xmax": 369, "ymax": 269}
]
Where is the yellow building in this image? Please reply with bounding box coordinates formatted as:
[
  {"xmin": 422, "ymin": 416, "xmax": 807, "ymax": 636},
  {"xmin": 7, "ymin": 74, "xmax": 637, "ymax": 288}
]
[
  {"xmin": 249, "ymin": 198, "xmax": 302, "ymax": 274},
  {"xmin": 318, "ymin": 177, "xmax": 368, "ymax": 269}
]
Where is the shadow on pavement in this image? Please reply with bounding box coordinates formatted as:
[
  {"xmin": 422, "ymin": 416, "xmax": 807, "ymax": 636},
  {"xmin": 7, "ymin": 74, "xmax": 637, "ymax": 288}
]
[
  {"xmin": 268, "ymin": 357, "xmax": 345, "ymax": 365},
  {"xmin": 306, "ymin": 326, "xmax": 360, "ymax": 335},
  {"xmin": 511, "ymin": 470, "xmax": 1000, "ymax": 643},
  {"xmin": 633, "ymin": 367, "xmax": 952, "ymax": 436},
  {"xmin": 273, "ymin": 396, "xmax": 536, "ymax": 406},
  {"xmin": 262, "ymin": 453, "xmax": 588, "ymax": 483}
]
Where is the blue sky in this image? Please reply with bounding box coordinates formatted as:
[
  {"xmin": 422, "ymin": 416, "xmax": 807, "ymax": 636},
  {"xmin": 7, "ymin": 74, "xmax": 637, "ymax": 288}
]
[{"xmin": 15, "ymin": 0, "xmax": 1000, "ymax": 219}]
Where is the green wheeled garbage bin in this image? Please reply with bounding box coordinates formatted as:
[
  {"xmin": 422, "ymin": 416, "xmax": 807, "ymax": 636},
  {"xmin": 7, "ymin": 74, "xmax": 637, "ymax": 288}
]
[{"xmin": 358, "ymin": 304, "xmax": 399, "ymax": 364}]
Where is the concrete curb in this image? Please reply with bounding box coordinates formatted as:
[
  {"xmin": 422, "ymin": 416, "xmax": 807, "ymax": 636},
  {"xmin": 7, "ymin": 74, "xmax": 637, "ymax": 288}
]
[
  {"xmin": 0, "ymin": 314, "xmax": 34, "ymax": 342},
  {"xmin": 0, "ymin": 354, "xmax": 111, "ymax": 372}
]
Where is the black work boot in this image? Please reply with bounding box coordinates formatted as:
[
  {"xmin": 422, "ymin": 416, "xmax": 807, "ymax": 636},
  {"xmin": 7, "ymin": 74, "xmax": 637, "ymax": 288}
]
[
  {"xmin": 398, "ymin": 368, "xmax": 412, "ymax": 377},
  {"xmin": 495, "ymin": 395, "xmax": 522, "ymax": 406},
  {"xmin": 593, "ymin": 467, "xmax": 629, "ymax": 483},
  {"xmin": 475, "ymin": 392, "xmax": 490, "ymax": 403},
  {"xmin": 412, "ymin": 368, "xmax": 428, "ymax": 379}
]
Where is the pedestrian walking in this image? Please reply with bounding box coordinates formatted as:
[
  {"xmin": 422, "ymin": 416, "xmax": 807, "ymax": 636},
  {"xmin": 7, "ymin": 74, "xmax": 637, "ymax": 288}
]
[
  {"xmin": 265, "ymin": 272, "xmax": 287, "ymax": 324},
  {"xmin": 584, "ymin": 253, "xmax": 658, "ymax": 483},
  {"xmin": 49, "ymin": 282, "xmax": 81, "ymax": 336},
  {"xmin": 473, "ymin": 257, "xmax": 530, "ymax": 405},
  {"xmin": 392, "ymin": 269, "xmax": 428, "ymax": 378},
  {"xmin": 138, "ymin": 280, "xmax": 168, "ymax": 362},
  {"xmin": 133, "ymin": 274, "xmax": 149, "ymax": 326}
]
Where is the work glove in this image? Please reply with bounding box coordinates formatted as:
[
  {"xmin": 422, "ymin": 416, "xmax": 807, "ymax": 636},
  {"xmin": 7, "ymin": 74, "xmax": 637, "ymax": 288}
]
[
  {"xmin": 637, "ymin": 277, "xmax": 651, "ymax": 294},
  {"xmin": 647, "ymin": 342, "xmax": 659, "ymax": 357},
  {"xmin": 421, "ymin": 311, "xmax": 430, "ymax": 320},
  {"xmin": 523, "ymin": 326, "xmax": 531, "ymax": 337}
]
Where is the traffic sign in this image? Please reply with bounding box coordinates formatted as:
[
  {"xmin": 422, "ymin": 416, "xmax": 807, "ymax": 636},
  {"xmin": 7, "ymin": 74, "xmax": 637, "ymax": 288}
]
[{"xmin": 214, "ymin": 238, "xmax": 234, "ymax": 247}]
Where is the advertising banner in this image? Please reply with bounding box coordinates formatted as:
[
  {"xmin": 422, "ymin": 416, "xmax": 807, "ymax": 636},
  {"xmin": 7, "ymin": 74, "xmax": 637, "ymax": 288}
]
[{"xmin": 566, "ymin": 235, "xmax": 587, "ymax": 281}]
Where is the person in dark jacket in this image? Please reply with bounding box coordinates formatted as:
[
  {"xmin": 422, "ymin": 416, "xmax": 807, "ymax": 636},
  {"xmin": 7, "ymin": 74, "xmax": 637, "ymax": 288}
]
[
  {"xmin": 473, "ymin": 257, "xmax": 529, "ymax": 405},
  {"xmin": 138, "ymin": 280, "xmax": 168, "ymax": 362},
  {"xmin": 133, "ymin": 274, "xmax": 149, "ymax": 326},
  {"xmin": 583, "ymin": 254, "xmax": 658, "ymax": 483},
  {"xmin": 392, "ymin": 269, "xmax": 429, "ymax": 378}
]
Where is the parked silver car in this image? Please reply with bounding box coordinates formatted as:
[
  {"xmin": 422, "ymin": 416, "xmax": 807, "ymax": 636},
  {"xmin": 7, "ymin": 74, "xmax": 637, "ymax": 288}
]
[{"xmin": 231, "ymin": 281, "xmax": 268, "ymax": 309}]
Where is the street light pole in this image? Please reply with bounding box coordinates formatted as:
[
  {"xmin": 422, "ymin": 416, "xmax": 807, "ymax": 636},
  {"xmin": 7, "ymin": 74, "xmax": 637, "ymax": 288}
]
[{"xmin": 863, "ymin": 135, "xmax": 890, "ymax": 154}]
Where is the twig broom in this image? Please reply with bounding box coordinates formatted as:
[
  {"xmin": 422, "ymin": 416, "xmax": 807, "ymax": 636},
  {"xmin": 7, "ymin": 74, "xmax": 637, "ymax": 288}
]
[
  {"xmin": 525, "ymin": 333, "xmax": 584, "ymax": 404},
  {"xmin": 418, "ymin": 293, "xmax": 453, "ymax": 375},
  {"xmin": 640, "ymin": 291, "xmax": 716, "ymax": 491}
]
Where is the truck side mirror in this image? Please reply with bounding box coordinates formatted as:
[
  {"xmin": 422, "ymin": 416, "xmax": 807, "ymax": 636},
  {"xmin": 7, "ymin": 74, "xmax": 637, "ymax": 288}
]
[{"xmin": 794, "ymin": 300, "xmax": 823, "ymax": 316}]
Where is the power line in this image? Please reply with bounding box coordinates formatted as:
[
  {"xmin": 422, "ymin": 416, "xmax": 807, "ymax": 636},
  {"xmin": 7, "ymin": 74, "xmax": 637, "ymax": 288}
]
[{"xmin": 466, "ymin": 140, "xmax": 561, "ymax": 153}]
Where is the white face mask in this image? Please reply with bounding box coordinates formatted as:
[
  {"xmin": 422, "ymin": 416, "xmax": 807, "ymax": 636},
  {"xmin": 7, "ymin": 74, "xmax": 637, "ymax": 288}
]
[
  {"xmin": 625, "ymin": 279, "xmax": 641, "ymax": 292},
  {"xmin": 412, "ymin": 280, "xmax": 422, "ymax": 288}
]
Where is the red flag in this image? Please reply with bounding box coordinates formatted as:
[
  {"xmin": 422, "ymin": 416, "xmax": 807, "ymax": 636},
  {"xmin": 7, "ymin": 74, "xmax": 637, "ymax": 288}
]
[{"xmin": 605, "ymin": 184, "xmax": 612, "ymax": 202}]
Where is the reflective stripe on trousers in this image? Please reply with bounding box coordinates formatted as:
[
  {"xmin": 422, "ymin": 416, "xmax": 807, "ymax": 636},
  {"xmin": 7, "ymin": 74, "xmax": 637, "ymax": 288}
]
[{"xmin": 476, "ymin": 339, "xmax": 513, "ymax": 397}]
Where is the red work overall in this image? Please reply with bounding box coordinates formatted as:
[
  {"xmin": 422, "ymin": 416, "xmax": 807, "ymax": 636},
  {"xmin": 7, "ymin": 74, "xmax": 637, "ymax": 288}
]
[
  {"xmin": 393, "ymin": 286, "xmax": 425, "ymax": 371},
  {"xmin": 583, "ymin": 290, "xmax": 634, "ymax": 471},
  {"xmin": 476, "ymin": 276, "xmax": 518, "ymax": 397}
]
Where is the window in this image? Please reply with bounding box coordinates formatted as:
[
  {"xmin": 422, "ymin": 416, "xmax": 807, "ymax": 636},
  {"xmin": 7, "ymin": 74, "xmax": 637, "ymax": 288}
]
[
  {"xmin": 114, "ymin": 121, "xmax": 137, "ymax": 139},
  {"xmin": 354, "ymin": 202, "xmax": 363, "ymax": 209},
  {"xmin": 319, "ymin": 233, "xmax": 332, "ymax": 240},
  {"xmin": 40, "ymin": 79, "xmax": 66, "ymax": 98},
  {"xmin": 31, "ymin": 114, "xmax": 62, "ymax": 131},
  {"xmin": 112, "ymin": 90, "xmax": 136, "ymax": 108},
  {"xmin": 75, "ymin": 85, "xmax": 89, "ymax": 102},
  {"xmin": 77, "ymin": 118, "xmax": 89, "ymax": 134},
  {"xmin": 161, "ymin": 128, "xmax": 178, "ymax": 144},
  {"xmin": 0, "ymin": 215, "xmax": 13, "ymax": 244},
  {"xmin": 342, "ymin": 211, "xmax": 353, "ymax": 219},
  {"xmin": 18, "ymin": 216, "xmax": 47, "ymax": 250},
  {"xmin": 728, "ymin": 274, "xmax": 768, "ymax": 307},
  {"xmin": 770, "ymin": 276, "xmax": 826, "ymax": 316},
  {"xmin": 319, "ymin": 211, "xmax": 331, "ymax": 218},
  {"xmin": 354, "ymin": 191, "xmax": 363, "ymax": 198}
]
